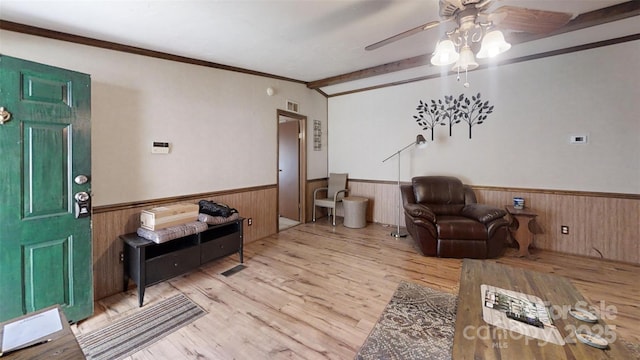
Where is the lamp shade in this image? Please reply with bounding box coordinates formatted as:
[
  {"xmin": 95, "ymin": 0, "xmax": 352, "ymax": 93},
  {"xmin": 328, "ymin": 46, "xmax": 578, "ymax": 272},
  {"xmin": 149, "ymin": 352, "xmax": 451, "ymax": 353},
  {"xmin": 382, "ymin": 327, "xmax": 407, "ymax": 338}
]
[
  {"xmin": 430, "ymin": 39, "xmax": 459, "ymax": 66},
  {"xmin": 477, "ymin": 30, "xmax": 511, "ymax": 59},
  {"xmin": 451, "ymin": 45, "xmax": 478, "ymax": 72}
]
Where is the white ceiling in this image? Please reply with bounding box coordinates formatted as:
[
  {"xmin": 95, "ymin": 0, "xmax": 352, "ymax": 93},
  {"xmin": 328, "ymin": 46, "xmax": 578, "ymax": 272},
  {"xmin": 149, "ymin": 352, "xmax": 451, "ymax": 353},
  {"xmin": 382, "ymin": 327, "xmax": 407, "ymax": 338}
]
[{"xmin": 0, "ymin": 0, "xmax": 637, "ymax": 96}]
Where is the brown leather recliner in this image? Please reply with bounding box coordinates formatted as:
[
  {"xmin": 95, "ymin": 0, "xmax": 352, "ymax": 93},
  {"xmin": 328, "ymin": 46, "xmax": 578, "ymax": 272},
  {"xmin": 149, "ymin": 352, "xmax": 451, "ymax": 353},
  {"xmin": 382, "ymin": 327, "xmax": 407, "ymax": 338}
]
[{"xmin": 400, "ymin": 176, "xmax": 509, "ymax": 258}]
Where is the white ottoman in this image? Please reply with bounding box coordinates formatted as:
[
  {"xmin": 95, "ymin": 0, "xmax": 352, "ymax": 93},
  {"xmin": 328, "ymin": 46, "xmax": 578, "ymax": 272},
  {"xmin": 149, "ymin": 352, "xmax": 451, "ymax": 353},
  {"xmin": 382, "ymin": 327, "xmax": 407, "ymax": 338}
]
[{"xmin": 343, "ymin": 196, "xmax": 369, "ymax": 228}]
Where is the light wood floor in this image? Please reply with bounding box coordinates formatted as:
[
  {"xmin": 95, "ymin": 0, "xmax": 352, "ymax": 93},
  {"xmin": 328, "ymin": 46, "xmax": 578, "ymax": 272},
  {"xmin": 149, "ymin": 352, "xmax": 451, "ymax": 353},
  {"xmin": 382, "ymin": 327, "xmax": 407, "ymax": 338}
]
[{"xmin": 73, "ymin": 221, "xmax": 640, "ymax": 359}]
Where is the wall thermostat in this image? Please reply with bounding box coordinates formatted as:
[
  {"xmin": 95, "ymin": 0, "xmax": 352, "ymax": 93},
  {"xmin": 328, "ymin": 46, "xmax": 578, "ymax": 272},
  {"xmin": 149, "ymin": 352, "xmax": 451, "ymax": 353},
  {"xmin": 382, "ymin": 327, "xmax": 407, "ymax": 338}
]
[{"xmin": 152, "ymin": 141, "xmax": 171, "ymax": 154}]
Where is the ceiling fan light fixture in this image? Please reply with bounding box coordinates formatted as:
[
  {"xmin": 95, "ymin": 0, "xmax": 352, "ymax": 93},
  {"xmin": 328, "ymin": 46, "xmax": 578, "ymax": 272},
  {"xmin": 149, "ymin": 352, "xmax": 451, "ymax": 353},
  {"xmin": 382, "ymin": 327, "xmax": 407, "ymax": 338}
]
[
  {"xmin": 452, "ymin": 45, "xmax": 478, "ymax": 72},
  {"xmin": 430, "ymin": 39, "xmax": 459, "ymax": 66},
  {"xmin": 476, "ymin": 29, "xmax": 511, "ymax": 58}
]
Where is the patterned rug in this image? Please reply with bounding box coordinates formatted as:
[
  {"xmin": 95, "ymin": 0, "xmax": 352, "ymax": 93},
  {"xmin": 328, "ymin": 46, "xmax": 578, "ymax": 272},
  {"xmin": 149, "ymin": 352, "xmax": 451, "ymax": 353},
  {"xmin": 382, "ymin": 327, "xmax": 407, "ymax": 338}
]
[
  {"xmin": 77, "ymin": 293, "xmax": 206, "ymax": 360},
  {"xmin": 355, "ymin": 281, "xmax": 457, "ymax": 360}
]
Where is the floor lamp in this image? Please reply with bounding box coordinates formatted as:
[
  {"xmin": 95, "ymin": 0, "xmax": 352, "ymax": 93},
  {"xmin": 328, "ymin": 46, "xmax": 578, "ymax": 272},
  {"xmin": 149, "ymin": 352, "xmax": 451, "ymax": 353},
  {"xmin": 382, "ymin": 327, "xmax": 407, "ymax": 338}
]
[{"xmin": 382, "ymin": 134, "xmax": 427, "ymax": 238}]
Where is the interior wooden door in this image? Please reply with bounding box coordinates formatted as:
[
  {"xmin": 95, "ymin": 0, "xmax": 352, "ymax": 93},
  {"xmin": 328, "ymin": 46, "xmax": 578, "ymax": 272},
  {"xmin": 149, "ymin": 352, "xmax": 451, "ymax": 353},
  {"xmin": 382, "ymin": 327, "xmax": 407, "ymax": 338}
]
[
  {"xmin": 278, "ymin": 118, "xmax": 300, "ymax": 221},
  {"xmin": 0, "ymin": 55, "xmax": 93, "ymax": 323}
]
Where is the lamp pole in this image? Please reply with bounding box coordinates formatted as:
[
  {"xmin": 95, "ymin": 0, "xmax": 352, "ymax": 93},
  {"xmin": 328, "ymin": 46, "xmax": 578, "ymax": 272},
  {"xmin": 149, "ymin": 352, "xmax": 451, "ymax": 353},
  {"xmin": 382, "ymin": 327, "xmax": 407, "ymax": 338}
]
[{"xmin": 382, "ymin": 135, "xmax": 427, "ymax": 238}]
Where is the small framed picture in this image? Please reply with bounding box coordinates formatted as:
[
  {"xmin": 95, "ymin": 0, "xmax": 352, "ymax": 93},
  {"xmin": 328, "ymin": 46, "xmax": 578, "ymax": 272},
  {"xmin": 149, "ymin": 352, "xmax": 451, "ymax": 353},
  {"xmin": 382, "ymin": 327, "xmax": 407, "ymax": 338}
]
[{"xmin": 313, "ymin": 120, "xmax": 321, "ymax": 151}]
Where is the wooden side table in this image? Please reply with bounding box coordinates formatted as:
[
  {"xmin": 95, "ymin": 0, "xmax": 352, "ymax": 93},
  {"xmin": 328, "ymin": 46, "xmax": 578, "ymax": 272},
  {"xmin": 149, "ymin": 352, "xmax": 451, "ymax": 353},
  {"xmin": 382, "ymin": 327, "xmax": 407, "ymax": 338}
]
[{"xmin": 505, "ymin": 205, "xmax": 538, "ymax": 258}]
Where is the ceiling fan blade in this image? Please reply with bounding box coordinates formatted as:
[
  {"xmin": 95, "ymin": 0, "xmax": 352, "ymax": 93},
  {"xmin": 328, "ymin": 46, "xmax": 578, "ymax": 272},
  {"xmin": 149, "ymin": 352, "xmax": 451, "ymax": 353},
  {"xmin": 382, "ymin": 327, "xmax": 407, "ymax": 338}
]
[
  {"xmin": 365, "ymin": 20, "xmax": 441, "ymax": 51},
  {"xmin": 492, "ymin": 5, "xmax": 572, "ymax": 34}
]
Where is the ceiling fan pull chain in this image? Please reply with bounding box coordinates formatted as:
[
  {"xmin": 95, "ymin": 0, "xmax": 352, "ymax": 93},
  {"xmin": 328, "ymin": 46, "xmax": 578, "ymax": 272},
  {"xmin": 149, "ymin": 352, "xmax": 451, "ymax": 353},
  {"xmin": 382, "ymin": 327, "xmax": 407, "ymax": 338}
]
[
  {"xmin": 464, "ymin": 68, "xmax": 470, "ymax": 88},
  {"xmin": 455, "ymin": 41, "xmax": 461, "ymax": 83}
]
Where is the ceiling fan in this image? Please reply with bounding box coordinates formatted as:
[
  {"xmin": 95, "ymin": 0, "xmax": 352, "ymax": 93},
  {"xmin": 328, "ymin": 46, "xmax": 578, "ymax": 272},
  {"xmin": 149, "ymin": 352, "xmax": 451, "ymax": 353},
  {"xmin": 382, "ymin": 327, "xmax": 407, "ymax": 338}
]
[{"xmin": 365, "ymin": 0, "xmax": 574, "ymax": 52}]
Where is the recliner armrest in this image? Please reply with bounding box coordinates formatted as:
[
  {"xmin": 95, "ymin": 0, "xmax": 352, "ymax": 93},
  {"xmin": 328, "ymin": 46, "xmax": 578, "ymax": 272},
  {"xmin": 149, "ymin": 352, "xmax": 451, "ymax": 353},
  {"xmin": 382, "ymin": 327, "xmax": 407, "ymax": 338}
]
[
  {"xmin": 404, "ymin": 203, "xmax": 436, "ymax": 223},
  {"xmin": 461, "ymin": 204, "xmax": 507, "ymax": 224}
]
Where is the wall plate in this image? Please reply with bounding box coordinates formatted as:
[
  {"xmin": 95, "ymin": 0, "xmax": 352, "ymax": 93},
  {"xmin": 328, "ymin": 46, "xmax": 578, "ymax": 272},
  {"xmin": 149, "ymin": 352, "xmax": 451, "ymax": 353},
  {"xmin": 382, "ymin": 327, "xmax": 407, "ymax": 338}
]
[
  {"xmin": 152, "ymin": 141, "xmax": 170, "ymax": 154},
  {"xmin": 569, "ymin": 134, "xmax": 588, "ymax": 144}
]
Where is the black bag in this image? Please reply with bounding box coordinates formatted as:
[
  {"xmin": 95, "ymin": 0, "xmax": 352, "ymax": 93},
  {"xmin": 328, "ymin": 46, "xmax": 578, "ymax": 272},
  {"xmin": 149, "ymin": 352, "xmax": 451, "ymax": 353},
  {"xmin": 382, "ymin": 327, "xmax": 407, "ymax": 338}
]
[{"xmin": 198, "ymin": 200, "xmax": 238, "ymax": 218}]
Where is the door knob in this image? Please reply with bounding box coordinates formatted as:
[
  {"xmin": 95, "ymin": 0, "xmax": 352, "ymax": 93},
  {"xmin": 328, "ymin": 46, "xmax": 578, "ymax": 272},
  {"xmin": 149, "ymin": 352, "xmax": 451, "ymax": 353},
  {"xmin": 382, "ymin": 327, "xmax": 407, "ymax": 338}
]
[
  {"xmin": 0, "ymin": 107, "xmax": 11, "ymax": 124},
  {"xmin": 74, "ymin": 192, "xmax": 91, "ymax": 218}
]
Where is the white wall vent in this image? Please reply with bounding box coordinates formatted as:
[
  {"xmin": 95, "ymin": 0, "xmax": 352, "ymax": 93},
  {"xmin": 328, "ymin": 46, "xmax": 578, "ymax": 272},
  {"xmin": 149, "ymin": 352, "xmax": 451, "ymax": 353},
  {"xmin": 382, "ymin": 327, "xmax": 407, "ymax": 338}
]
[{"xmin": 286, "ymin": 100, "xmax": 299, "ymax": 113}]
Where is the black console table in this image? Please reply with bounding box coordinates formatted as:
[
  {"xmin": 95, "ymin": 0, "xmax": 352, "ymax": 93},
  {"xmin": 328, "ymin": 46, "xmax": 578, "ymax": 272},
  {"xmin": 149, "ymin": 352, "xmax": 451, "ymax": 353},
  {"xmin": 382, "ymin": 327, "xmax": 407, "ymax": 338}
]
[{"xmin": 121, "ymin": 218, "xmax": 243, "ymax": 306}]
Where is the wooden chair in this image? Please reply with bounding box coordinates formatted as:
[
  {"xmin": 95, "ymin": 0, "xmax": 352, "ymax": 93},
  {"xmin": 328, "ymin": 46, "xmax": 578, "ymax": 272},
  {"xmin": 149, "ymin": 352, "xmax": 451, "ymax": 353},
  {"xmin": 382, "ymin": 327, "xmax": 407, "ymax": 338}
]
[{"xmin": 312, "ymin": 173, "xmax": 348, "ymax": 226}]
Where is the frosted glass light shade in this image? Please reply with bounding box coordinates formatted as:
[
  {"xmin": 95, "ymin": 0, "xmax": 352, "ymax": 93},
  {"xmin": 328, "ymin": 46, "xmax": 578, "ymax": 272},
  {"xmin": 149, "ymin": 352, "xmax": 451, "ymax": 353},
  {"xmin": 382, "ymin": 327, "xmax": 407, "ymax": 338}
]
[
  {"xmin": 477, "ymin": 30, "xmax": 511, "ymax": 58},
  {"xmin": 430, "ymin": 40, "xmax": 459, "ymax": 66},
  {"xmin": 452, "ymin": 45, "xmax": 478, "ymax": 72}
]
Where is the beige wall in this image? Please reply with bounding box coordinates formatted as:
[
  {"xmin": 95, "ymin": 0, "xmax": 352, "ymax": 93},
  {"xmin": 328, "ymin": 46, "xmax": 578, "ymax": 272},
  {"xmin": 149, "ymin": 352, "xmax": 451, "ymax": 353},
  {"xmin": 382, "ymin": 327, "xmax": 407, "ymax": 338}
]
[
  {"xmin": 0, "ymin": 30, "xmax": 329, "ymax": 207},
  {"xmin": 328, "ymin": 40, "xmax": 640, "ymax": 195}
]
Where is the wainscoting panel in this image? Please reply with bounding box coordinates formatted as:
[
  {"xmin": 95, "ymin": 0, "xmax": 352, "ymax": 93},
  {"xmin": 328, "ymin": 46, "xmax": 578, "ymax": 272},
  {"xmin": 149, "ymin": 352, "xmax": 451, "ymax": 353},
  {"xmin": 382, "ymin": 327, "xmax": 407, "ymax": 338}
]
[
  {"xmin": 92, "ymin": 186, "xmax": 277, "ymax": 300},
  {"xmin": 345, "ymin": 181, "xmax": 403, "ymax": 227},
  {"xmin": 92, "ymin": 179, "xmax": 639, "ymax": 300},
  {"xmin": 344, "ymin": 179, "xmax": 639, "ymax": 265},
  {"xmin": 348, "ymin": 181, "xmax": 397, "ymax": 225},
  {"xmin": 474, "ymin": 187, "xmax": 640, "ymax": 265}
]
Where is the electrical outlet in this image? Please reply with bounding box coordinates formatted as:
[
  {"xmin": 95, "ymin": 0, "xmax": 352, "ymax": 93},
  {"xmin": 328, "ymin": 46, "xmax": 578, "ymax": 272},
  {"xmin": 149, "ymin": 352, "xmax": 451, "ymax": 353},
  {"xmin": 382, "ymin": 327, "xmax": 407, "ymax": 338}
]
[
  {"xmin": 561, "ymin": 225, "xmax": 569, "ymax": 235},
  {"xmin": 248, "ymin": 218, "xmax": 253, "ymax": 226},
  {"xmin": 119, "ymin": 251, "xmax": 124, "ymax": 263}
]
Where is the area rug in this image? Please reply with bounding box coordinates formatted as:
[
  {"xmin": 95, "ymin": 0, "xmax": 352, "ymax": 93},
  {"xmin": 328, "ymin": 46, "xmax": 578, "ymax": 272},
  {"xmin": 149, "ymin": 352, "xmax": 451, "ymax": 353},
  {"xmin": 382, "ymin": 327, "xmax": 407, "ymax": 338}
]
[
  {"xmin": 355, "ymin": 281, "xmax": 457, "ymax": 360},
  {"xmin": 77, "ymin": 293, "xmax": 206, "ymax": 360}
]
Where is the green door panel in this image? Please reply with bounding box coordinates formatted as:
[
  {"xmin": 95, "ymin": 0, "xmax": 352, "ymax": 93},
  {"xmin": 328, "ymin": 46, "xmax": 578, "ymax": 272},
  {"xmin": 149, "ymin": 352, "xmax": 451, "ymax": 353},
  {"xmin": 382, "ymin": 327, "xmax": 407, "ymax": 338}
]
[
  {"xmin": 21, "ymin": 72, "xmax": 72, "ymax": 106},
  {"xmin": 23, "ymin": 237, "xmax": 71, "ymax": 311},
  {"xmin": 0, "ymin": 54, "xmax": 93, "ymax": 323},
  {"xmin": 22, "ymin": 122, "xmax": 70, "ymax": 218}
]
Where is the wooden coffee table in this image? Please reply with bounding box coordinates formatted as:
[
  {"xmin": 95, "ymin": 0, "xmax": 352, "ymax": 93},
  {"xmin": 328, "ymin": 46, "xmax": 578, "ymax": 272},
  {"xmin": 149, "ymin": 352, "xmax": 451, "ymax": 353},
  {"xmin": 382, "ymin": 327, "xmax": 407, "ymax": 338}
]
[
  {"xmin": 0, "ymin": 305, "xmax": 85, "ymax": 359},
  {"xmin": 452, "ymin": 259, "xmax": 632, "ymax": 359}
]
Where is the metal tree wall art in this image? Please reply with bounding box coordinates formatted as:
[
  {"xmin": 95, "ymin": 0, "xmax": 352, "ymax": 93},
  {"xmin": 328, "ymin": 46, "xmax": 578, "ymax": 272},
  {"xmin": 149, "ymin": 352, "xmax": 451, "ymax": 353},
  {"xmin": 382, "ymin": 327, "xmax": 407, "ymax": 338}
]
[
  {"xmin": 414, "ymin": 100, "xmax": 440, "ymax": 140},
  {"xmin": 441, "ymin": 95, "xmax": 462, "ymax": 137},
  {"xmin": 413, "ymin": 92, "xmax": 494, "ymax": 139},
  {"xmin": 458, "ymin": 93, "xmax": 494, "ymax": 139}
]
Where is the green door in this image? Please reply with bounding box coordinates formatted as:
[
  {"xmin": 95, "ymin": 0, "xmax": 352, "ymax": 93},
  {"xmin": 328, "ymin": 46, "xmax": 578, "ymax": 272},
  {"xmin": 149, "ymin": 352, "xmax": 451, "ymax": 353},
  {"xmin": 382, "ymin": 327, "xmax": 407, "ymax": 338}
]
[{"xmin": 0, "ymin": 55, "xmax": 93, "ymax": 323}]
